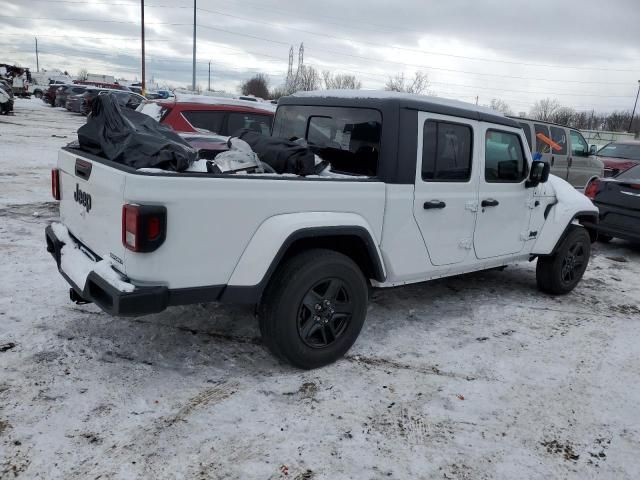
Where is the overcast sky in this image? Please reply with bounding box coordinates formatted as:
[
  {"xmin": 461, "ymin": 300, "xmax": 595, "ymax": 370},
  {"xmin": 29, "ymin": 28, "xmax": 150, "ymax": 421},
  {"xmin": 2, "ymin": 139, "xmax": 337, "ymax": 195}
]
[{"xmin": 1, "ymin": 0, "xmax": 639, "ymax": 113}]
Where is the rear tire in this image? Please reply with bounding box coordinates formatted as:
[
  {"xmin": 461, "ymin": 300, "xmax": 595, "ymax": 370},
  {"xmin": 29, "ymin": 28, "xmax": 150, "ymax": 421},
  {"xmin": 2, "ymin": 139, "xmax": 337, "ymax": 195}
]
[
  {"xmin": 34, "ymin": 91, "xmax": 43, "ymax": 99},
  {"xmin": 536, "ymin": 226, "xmax": 591, "ymax": 294},
  {"xmin": 259, "ymin": 249, "xmax": 368, "ymax": 369}
]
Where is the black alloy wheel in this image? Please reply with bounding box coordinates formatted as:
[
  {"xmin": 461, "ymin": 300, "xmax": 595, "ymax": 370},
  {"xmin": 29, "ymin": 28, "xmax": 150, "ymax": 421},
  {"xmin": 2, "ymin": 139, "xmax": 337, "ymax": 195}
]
[
  {"xmin": 560, "ymin": 241, "xmax": 587, "ymax": 285},
  {"xmin": 297, "ymin": 278, "xmax": 354, "ymax": 348}
]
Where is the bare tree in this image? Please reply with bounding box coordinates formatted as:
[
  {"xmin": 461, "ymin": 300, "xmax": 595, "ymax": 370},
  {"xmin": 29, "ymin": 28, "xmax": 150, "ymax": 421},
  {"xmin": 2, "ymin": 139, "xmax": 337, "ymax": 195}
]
[
  {"xmin": 489, "ymin": 98, "xmax": 512, "ymax": 115},
  {"xmin": 549, "ymin": 106, "xmax": 576, "ymax": 126},
  {"xmin": 269, "ymin": 86, "xmax": 287, "ymax": 100},
  {"xmin": 77, "ymin": 68, "xmax": 88, "ymax": 81},
  {"xmin": 529, "ymin": 98, "xmax": 561, "ymax": 122},
  {"xmin": 385, "ymin": 71, "xmax": 429, "ymax": 95},
  {"xmin": 604, "ymin": 111, "xmax": 633, "ymax": 132},
  {"xmin": 322, "ymin": 71, "xmax": 362, "ymax": 90},
  {"xmin": 295, "ymin": 65, "xmax": 321, "ymax": 91},
  {"xmin": 572, "ymin": 111, "xmax": 590, "ymax": 130},
  {"xmin": 240, "ymin": 73, "xmax": 269, "ymax": 99}
]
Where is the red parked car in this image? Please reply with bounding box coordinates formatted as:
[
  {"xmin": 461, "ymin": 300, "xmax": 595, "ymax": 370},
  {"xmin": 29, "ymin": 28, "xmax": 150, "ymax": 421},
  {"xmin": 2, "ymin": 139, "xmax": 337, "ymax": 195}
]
[
  {"xmin": 138, "ymin": 95, "xmax": 276, "ymax": 136},
  {"xmin": 596, "ymin": 140, "xmax": 640, "ymax": 177}
]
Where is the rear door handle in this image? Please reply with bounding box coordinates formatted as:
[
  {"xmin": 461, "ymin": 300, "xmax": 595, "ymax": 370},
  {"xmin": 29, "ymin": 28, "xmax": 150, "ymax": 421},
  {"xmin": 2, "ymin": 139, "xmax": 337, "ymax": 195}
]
[
  {"xmin": 423, "ymin": 200, "xmax": 446, "ymax": 209},
  {"xmin": 481, "ymin": 199, "xmax": 499, "ymax": 208}
]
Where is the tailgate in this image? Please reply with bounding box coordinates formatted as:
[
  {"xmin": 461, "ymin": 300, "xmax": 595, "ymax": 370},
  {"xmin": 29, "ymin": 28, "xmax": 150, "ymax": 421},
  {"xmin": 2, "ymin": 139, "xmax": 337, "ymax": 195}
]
[{"xmin": 57, "ymin": 148, "xmax": 127, "ymax": 273}]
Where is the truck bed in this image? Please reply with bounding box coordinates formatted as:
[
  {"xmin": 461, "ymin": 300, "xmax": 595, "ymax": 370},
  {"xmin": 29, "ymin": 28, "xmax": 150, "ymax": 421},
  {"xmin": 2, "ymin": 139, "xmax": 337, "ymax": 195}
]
[{"xmin": 57, "ymin": 147, "xmax": 386, "ymax": 292}]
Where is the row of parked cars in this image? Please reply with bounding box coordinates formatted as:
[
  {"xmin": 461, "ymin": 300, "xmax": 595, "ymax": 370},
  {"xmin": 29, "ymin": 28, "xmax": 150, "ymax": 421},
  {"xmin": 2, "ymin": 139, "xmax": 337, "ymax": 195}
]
[{"xmin": 44, "ymin": 83, "xmax": 147, "ymax": 115}]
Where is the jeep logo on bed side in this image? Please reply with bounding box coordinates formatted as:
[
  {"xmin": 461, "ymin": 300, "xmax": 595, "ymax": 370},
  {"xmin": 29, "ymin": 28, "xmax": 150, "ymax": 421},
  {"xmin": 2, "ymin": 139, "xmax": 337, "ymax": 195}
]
[{"xmin": 74, "ymin": 183, "xmax": 92, "ymax": 212}]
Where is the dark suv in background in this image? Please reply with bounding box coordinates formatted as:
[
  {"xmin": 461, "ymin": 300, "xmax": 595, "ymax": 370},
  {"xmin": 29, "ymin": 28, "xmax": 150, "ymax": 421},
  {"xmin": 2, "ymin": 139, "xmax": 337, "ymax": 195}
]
[
  {"xmin": 78, "ymin": 90, "xmax": 145, "ymax": 115},
  {"xmin": 53, "ymin": 85, "xmax": 89, "ymax": 107}
]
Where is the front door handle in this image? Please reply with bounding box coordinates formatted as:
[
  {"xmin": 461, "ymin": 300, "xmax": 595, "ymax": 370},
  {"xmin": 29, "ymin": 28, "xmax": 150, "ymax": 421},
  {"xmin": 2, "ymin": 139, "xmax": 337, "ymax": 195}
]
[
  {"xmin": 481, "ymin": 199, "xmax": 499, "ymax": 208},
  {"xmin": 423, "ymin": 200, "xmax": 446, "ymax": 209}
]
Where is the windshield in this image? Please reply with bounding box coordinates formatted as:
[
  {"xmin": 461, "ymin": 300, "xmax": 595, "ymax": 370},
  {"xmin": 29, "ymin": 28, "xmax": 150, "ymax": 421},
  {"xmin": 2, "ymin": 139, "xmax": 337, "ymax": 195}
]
[
  {"xmin": 598, "ymin": 142, "xmax": 640, "ymax": 161},
  {"xmin": 616, "ymin": 164, "xmax": 640, "ymax": 180}
]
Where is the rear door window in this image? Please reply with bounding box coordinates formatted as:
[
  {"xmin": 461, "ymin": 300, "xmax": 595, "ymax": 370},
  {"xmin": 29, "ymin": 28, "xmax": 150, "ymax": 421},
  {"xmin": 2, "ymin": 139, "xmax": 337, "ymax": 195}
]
[
  {"xmin": 550, "ymin": 126, "xmax": 567, "ymax": 155},
  {"xmin": 422, "ymin": 120, "xmax": 473, "ymax": 181},
  {"xmin": 534, "ymin": 124, "xmax": 551, "ymax": 153},
  {"xmin": 182, "ymin": 111, "xmax": 226, "ymax": 134},
  {"xmin": 227, "ymin": 112, "xmax": 272, "ymax": 135}
]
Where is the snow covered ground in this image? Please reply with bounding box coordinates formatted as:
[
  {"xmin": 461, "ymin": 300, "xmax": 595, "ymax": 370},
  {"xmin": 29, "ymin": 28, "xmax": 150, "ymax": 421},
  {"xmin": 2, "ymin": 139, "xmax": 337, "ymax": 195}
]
[{"xmin": 1, "ymin": 99, "xmax": 640, "ymax": 479}]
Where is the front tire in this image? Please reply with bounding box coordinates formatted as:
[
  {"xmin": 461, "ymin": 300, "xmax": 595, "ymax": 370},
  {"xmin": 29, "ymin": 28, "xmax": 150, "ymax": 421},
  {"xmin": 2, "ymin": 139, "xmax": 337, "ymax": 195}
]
[
  {"xmin": 259, "ymin": 249, "xmax": 368, "ymax": 369},
  {"xmin": 536, "ymin": 226, "xmax": 591, "ymax": 294}
]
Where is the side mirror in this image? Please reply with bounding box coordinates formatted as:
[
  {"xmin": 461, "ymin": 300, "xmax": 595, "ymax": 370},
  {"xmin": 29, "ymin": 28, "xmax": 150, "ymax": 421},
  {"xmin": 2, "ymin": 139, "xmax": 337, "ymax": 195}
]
[
  {"xmin": 589, "ymin": 144, "xmax": 598, "ymax": 155},
  {"xmin": 526, "ymin": 160, "xmax": 551, "ymax": 188}
]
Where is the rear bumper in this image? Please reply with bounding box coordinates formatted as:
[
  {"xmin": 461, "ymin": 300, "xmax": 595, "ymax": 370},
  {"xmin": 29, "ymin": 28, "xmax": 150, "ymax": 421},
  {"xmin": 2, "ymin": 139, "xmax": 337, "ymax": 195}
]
[
  {"xmin": 587, "ymin": 202, "xmax": 640, "ymax": 243},
  {"xmin": 46, "ymin": 225, "xmax": 171, "ymax": 316},
  {"xmin": 583, "ymin": 221, "xmax": 640, "ymax": 243}
]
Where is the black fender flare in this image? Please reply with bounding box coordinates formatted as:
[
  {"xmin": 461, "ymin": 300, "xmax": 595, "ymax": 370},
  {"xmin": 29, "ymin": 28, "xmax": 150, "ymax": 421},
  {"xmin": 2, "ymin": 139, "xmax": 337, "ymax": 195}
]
[
  {"xmin": 221, "ymin": 226, "xmax": 385, "ymax": 304},
  {"xmin": 548, "ymin": 210, "xmax": 599, "ymax": 255}
]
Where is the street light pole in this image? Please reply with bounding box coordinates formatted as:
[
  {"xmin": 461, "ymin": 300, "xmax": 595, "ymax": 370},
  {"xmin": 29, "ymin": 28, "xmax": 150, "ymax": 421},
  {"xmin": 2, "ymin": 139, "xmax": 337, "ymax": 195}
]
[
  {"xmin": 35, "ymin": 37, "xmax": 39, "ymax": 72},
  {"xmin": 208, "ymin": 60, "xmax": 211, "ymax": 91},
  {"xmin": 192, "ymin": 0, "xmax": 196, "ymax": 91},
  {"xmin": 141, "ymin": 0, "xmax": 146, "ymax": 96},
  {"xmin": 629, "ymin": 80, "xmax": 640, "ymax": 133}
]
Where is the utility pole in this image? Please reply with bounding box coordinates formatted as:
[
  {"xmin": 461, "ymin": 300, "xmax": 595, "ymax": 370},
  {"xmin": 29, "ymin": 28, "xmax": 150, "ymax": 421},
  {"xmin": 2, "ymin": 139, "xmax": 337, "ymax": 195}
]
[
  {"xmin": 208, "ymin": 60, "xmax": 211, "ymax": 91},
  {"xmin": 192, "ymin": 0, "xmax": 196, "ymax": 91},
  {"xmin": 35, "ymin": 37, "xmax": 39, "ymax": 72},
  {"xmin": 475, "ymin": 95, "xmax": 479, "ymax": 105},
  {"xmin": 140, "ymin": 0, "xmax": 146, "ymax": 96},
  {"xmin": 629, "ymin": 80, "xmax": 640, "ymax": 133}
]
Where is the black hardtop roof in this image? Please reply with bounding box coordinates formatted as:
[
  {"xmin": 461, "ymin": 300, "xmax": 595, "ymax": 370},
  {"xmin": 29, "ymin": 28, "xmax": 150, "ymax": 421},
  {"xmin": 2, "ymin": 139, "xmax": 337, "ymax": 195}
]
[{"xmin": 279, "ymin": 90, "xmax": 520, "ymax": 129}]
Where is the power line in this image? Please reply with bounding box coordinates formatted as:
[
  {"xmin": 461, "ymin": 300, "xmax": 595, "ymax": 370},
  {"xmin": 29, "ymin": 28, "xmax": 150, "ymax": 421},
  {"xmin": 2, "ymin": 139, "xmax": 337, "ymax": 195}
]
[
  {"xmin": 301, "ymin": 46, "xmax": 639, "ymax": 88},
  {"xmin": 4, "ymin": 15, "xmax": 638, "ymax": 87},
  {"xmin": 2, "ymin": 12, "xmax": 637, "ymax": 107},
  {"xmin": 195, "ymin": 23, "xmax": 289, "ymax": 46},
  {"xmin": 0, "ymin": 15, "xmax": 187, "ymax": 26},
  {"xmin": 4, "ymin": 35, "xmax": 635, "ymax": 101},
  {"xmin": 5, "ymin": 10, "xmax": 639, "ymax": 78},
  {"xmin": 2, "ymin": 32, "xmax": 170, "ymax": 42},
  {"xmin": 305, "ymin": 63, "xmax": 635, "ymax": 98},
  {"xmin": 194, "ymin": 6, "xmax": 640, "ymax": 73}
]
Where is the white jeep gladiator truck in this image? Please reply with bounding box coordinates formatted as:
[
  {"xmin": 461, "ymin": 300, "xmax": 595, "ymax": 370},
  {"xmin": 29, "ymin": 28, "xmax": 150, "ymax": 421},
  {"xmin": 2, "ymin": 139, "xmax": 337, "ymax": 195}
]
[{"xmin": 46, "ymin": 91, "xmax": 598, "ymax": 369}]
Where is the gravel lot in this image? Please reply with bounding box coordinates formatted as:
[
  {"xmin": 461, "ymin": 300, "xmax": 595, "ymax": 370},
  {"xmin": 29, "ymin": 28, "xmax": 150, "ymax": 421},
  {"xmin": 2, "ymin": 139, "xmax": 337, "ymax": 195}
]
[{"xmin": 1, "ymin": 99, "xmax": 640, "ymax": 479}]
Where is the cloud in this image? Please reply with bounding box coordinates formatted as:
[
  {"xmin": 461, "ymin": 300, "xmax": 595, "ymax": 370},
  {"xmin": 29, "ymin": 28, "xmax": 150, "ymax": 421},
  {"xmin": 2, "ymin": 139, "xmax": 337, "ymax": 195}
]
[{"xmin": 1, "ymin": 0, "xmax": 638, "ymax": 111}]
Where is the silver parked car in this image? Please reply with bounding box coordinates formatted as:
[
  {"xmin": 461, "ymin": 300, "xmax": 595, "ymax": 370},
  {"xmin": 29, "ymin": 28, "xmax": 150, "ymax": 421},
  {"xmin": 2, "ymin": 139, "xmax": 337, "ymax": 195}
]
[{"xmin": 513, "ymin": 118, "xmax": 603, "ymax": 189}]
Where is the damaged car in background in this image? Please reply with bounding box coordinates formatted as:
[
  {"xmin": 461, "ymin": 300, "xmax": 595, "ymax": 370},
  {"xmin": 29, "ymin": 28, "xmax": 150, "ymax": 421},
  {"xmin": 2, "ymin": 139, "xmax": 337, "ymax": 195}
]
[{"xmin": 45, "ymin": 91, "xmax": 598, "ymax": 369}]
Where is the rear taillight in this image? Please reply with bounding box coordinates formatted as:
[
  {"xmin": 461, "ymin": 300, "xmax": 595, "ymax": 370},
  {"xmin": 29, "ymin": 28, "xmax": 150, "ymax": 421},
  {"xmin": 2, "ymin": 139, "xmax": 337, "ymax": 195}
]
[
  {"xmin": 122, "ymin": 204, "xmax": 167, "ymax": 252},
  {"xmin": 584, "ymin": 179, "xmax": 600, "ymax": 200},
  {"xmin": 51, "ymin": 168, "xmax": 60, "ymax": 200}
]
